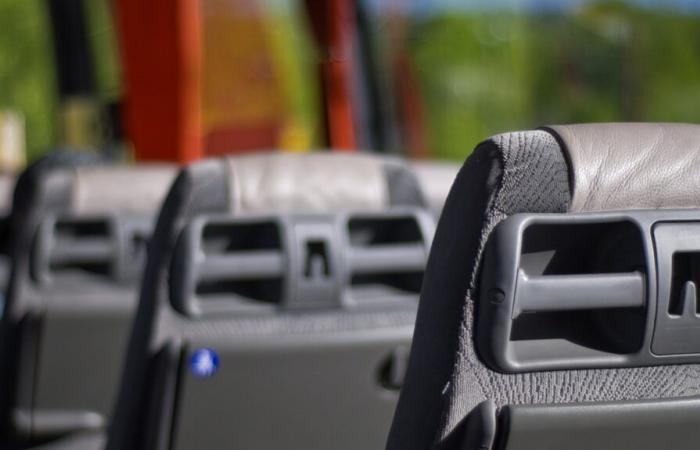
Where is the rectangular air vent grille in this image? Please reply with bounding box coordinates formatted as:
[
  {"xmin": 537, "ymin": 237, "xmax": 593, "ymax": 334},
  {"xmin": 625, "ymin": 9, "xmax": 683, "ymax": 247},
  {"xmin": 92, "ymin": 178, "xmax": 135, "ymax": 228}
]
[
  {"xmin": 44, "ymin": 219, "xmax": 113, "ymax": 279},
  {"xmin": 172, "ymin": 211, "xmax": 433, "ymax": 317},
  {"xmin": 34, "ymin": 215, "xmax": 154, "ymax": 283},
  {"xmin": 347, "ymin": 216, "xmax": 428, "ymax": 305},
  {"xmin": 170, "ymin": 219, "xmax": 285, "ymax": 316}
]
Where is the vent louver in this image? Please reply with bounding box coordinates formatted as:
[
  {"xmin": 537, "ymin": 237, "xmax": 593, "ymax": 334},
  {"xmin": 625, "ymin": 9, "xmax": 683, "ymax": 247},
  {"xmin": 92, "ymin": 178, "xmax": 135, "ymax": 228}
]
[
  {"xmin": 170, "ymin": 218, "xmax": 285, "ymax": 316},
  {"xmin": 346, "ymin": 216, "xmax": 429, "ymax": 306},
  {"xmin": 170, "ymin": 210, "xmax": 433, "ymax": 317},
  {"xmin": 33, "ymin": 215, "xmax": 153, "ymax": 283}
]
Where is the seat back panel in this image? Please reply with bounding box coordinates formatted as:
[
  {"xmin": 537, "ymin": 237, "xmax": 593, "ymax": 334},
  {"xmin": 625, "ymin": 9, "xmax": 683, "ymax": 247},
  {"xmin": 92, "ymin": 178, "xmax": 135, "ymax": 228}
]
[
  {"xmin": 388, "ymin": 124, "xmax": 700, "ymax": 450},
  {"xmin": 32, "ymin": 293, "xmax": 134, "ymax": 429},
  {"xmin": 171, "ymin": 326, "xmax": 411, "ymax": 450}
]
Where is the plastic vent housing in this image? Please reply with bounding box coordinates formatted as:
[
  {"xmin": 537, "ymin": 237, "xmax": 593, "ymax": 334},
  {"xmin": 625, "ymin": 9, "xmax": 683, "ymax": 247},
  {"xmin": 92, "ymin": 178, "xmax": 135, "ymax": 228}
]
[
  {"xmin": 169, "ymin": 209, "xmax": 434, "ymax": 317},
  {"xmin": 478, "ymin": 209, "xmax": 700, "ymax": 373},
  {"xmin": 33, "ymin": 214, "xmax": 153, "ymax": 284}
]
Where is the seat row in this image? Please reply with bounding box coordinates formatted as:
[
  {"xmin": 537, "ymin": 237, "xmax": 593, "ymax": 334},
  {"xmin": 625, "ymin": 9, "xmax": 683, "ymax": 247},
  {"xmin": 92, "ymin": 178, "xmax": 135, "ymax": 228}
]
[
  {"xmin": 0, "ymin": 152, "xmax": 457, "ymax": 449},
  {"xmin": 3, "ymin": 122, "xmax": 700, "ymax": 450}
]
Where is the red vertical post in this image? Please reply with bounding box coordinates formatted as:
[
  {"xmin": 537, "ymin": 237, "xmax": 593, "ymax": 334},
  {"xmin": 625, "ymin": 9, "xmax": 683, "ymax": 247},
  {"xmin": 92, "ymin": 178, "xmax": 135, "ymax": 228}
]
[
  {"xmin": 114, "ymin": 0, "xmax": 202, "ymax": 163},
  {"xmin": 395, "ymin": 57, "xmax": 429, "ymax": 159},
  {"xmin": 386, "ymin": 5, "xmax": 428, "ymax": 159},
  {"xmin": 305, "ymin": 0, "xmax": 356, "ymax": 151}
]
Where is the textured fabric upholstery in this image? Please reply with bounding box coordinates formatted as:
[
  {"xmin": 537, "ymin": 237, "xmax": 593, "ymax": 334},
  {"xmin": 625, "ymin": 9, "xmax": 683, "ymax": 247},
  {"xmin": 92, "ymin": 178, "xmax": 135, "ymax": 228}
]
[{"xmin": 388, "ymin": 124, "xmax": 700, "ymax": 450}]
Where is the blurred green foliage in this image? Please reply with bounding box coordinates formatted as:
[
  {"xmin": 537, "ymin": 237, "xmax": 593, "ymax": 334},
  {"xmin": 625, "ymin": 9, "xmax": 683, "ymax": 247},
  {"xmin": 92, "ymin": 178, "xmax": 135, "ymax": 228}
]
[
  {"xmin": 2, "ymin": 0, "xmax": 700, "ymax": 162},
  {"xmin": 0, "ymin": 0, "xmax": 57, "ymax": 160},
  {"xmin": 84, "ymin": 0, "xmax": 122, "ymax": 101},
  {"xmin": 408, "ymin": 2, "xmax": 700, "ymax": 160},
  {"xmin": 0, "ymin": 0, "xmax": 119, "ymax": 162}
]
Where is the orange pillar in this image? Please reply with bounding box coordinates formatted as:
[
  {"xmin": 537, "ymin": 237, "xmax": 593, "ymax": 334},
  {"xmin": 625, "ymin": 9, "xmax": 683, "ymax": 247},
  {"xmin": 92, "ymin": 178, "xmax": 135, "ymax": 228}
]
[
  {"xmin": 305, "ymin": 0, "xmax": 356, "ymax": 150},
  {"xmin": 115, "ymin": 0, "xmax": 202, "ymax": 163}
]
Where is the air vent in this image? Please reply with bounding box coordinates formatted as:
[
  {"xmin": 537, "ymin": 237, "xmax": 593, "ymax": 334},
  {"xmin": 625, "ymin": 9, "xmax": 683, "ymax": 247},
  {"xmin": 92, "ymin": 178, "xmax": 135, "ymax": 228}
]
[
  {"xmin": 478, "ymin": 210, "xmax": 700, "ymax": 372},
  {"xmin": 512, "ymin": 221, "xmax": 646, "ymax": 355},
  {"xmin": 34, "ymin": 215, "xmax": 155, "ymax": 284},
  {"xmin": 170, "ymin": 218, "xmax": 285, "ymax": 316},
  {"xmin": 668, "ymin": 252, "xmax": 700, "ymax": 316},
  {"xmin": 201, "ymin": 222, "xmax": 281, "ymax": 253},
  {"xmin": 653, "ymin": 222, "xmax": 700, "ymax": 356},
  {"xmin": 346, "ymin": 216, "xmax": 428, "ymax": 305},
  {"xmin": 172, "ymin": 211, "xmax": 433, "ymax": 317},
  {"xmin": 35, "ymin": 218, "xmax": 114, "ymax": 281},
  {"xmin": 477, "ymin": 214, "xmax": 654, "ymax": 373}
]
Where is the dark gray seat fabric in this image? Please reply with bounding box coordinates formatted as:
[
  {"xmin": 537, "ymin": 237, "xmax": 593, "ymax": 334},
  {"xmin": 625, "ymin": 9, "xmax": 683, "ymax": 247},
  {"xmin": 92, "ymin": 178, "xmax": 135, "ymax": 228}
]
[
  {"xmin": 0, "ymin": 154, "xmax": 175, "ymax": 447},
  {"xmin": 107, "ymin": 153, "xmax": 431, "ymax": 450},
  {"xmin": 0, "ymin": 173, "xmax": 15, "ymax": 217},
  {"xmin": 387, "ymin": 123, "xmax": 700, "ymax": 449},
  {"xmin": 0, "ymin": 173, "xmax": 16, "ymax": 309}
]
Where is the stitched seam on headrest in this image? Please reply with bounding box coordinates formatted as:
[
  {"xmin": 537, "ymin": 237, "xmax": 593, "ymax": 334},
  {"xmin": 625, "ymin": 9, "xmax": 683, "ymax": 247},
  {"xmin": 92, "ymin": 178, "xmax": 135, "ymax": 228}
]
[{"xmin": 540, "ymin": 125, "xmax": 576, "ymax": 208}]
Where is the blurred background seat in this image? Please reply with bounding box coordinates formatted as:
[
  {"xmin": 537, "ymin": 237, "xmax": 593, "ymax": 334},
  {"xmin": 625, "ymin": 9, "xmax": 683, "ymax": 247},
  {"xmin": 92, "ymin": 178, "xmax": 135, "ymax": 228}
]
[
  {"xmin": 105, "ymin": 153, "xmax": 433, "ymax": 450},
  {"xmin": 0, "ymin": 154, "xmax": 175, "ymax": 448},
  {"xmin": 410, "ymin": 161, "xmax": 460, "ymax": 217}
]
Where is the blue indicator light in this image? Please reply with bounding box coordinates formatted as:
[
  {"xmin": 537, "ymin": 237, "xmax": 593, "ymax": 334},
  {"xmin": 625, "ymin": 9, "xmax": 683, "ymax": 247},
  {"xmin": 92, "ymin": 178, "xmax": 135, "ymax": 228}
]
[{"xmin": 190, "ymin": 348, "xmax": 219, "ymax": 378}]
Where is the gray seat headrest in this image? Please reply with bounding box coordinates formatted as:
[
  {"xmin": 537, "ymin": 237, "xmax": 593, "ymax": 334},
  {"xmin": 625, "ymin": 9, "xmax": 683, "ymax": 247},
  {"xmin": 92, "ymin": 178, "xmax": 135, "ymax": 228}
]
[
  {"xmin": 71, "ymin": 164, "xmax": 177, "ymax": 214},
  {"xmin": 410, "ymin": 161, "xmax": 460, "ymax": 215},
  {"xmin": 545, "ymin": 123, "xmax": 700, "ymax": 212},
  {"xmin": 225, "ymin": 153, "xmax": 390, "ymax": 213}
]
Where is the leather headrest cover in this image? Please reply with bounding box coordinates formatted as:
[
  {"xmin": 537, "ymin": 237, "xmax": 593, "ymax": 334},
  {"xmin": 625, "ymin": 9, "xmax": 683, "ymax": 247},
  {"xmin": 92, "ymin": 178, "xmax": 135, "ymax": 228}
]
[
  {"xmin": 226, "ymin": 153, "xmax": 388, "ymax": 213},
  {"xmin": 71, "ymin": 165, "xmax": 177, "ymax": 214},
  {"xmin": 546, "ymin": 123, "xmax": 700, "ymax": 212}
]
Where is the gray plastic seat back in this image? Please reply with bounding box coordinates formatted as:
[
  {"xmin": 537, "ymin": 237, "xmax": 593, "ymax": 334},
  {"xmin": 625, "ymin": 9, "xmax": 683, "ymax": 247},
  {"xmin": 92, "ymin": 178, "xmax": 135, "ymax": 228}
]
[
  {"xmin": 389, "ymin": 123, "xmax": 700, "ymax": 450},
  {"xmin": 108, "ymin": 153, "xmax": 433, "ymax": 450},
  {"xmin": 0, "ymin": 154, "xmax": 175, "ymax": 446}
]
